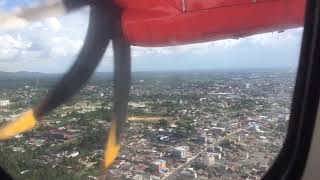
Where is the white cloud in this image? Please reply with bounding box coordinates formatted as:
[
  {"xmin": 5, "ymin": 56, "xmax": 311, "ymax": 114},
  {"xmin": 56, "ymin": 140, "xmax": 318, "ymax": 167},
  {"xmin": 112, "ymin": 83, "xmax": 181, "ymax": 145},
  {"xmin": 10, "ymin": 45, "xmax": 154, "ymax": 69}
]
[
  {"xmin": 43, "ymin": 17, "xmax": 61, "ymax": 33},
  {"xmin": 48, "ymin": 36, "xmax": 83, "ymax": 57},
  {"xmin": 0, "ymin": 34, "xmax": 31, "ymax": 49},
  {"xmin": 0, "ymin": 34, "xmax": 31, "ymax": 60},
  {"xmin": 247, "ymin": 28, "xmax": 303, "ymax": 47},
  {"xmin": 0, "ymin": 8, "xmax": 89, "ymax": 72},
  {"xmin": 130, "ymin": 28, "xmax": 302, "ymax": 58}
]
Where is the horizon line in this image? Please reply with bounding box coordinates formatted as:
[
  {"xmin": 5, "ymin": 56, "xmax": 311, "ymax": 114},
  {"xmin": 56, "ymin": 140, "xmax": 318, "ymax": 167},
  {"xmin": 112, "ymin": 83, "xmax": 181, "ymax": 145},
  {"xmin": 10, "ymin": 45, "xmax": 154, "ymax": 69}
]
[{"xmin": 0, "ymin": 67, "xmax": 297, "ymax": 75}]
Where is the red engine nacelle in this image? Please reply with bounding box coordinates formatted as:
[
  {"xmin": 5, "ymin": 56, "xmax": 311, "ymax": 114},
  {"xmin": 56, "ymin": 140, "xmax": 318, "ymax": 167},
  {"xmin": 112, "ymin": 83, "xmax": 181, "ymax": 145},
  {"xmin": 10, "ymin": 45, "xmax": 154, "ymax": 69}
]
[{"xmin": 116, "ymin": 0, "xmax": 305, "ymax": 47}]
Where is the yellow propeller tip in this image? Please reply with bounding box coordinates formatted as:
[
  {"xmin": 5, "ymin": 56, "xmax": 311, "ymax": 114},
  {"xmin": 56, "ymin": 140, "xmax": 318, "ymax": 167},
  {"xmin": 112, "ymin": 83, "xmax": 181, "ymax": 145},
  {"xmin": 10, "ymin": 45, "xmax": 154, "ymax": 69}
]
[
  {"xmin": 103, "ymin": 144, "xmax": 120, "ymax": 170},
  {"xmin": 0, "ymin": 110, "xmax": 37, "ymax": 140},
  {"xmin": 102, "ymin": 120, "xmax": 121, "ymax": 170}
]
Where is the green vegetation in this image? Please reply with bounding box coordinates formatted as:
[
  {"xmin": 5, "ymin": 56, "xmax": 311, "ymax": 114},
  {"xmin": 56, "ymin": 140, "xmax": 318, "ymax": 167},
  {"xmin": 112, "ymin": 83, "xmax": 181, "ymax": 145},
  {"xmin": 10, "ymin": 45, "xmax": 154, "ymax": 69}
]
[
  {"xmin": 79, "ymin": 127, "xmax": 107, "ymax": 151},
  {"xmin": 0, "ymin": 147, "xmax": 80, "ymax": 180},
  {"xmin": 175, "ymin": 118, "xmax": 196, "ymax": 136},
  {"xmin": 220, "ymin": 139, "xmax": 232, "ymax": 149},
  {"xmin": 157, "ymin": 119, "xmax": 170, "ymax": 128},
  {"xmin": 67, "ymin": 108, "xmax": 111, "ymax": 122}
]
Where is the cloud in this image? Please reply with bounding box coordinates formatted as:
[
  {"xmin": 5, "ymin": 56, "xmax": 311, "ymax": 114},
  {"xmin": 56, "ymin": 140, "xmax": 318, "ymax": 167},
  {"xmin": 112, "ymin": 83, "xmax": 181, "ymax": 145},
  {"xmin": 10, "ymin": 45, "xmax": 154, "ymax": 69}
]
[
  {"xmin": 48, "ymin": 36, "xmax": 83, "ymax": 57},
  {"xmin": 0, "ymin": 7, "xmax": 89, "ymax": 72},
  {"xmin": 0, "ymin": 34, "xmax": 31, "ymax": 60},
  {"xmin": 43, "ymin": 17, "xmax": 62, "ymax": 33},
  {"xmin": 0, "ymin": 34, "xmax": 31, "ymax": 49},
  {"xmin": 129, "ymin": 28, "xmax": 303, "ymax": 71},
  {"xmin": 247, "ymin": 28, "xmax": 303, "ymax": 47},
  {"xmin": 131, "ymin": 28, "xmax": 302, "ymax": 58}
]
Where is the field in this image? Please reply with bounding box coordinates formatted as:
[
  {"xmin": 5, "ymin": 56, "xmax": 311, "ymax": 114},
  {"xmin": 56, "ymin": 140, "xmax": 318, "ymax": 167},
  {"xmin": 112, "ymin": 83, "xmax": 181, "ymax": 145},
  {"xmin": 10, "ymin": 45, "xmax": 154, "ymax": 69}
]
[{"xmin": 128, "ymin": 116, "xmax": 173, "ymax": 122}]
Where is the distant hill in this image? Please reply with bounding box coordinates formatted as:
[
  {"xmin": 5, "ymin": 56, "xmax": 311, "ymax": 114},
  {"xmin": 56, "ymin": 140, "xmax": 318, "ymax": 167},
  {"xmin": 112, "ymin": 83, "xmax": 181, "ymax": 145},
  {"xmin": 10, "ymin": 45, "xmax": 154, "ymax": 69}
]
[
  {"xmin": 0, "ymin": 68, "xmax": 295, "ymax": 80},
  {"xmin": 0, "ymin": 71, "xmax": 114, "ymax": 88},
  {"xmin": 0, "ymin": 71, "xmax": 60, "ymax": 80},
  {"xmin": 0, "ymin": 69, "xmax": 296, "ymax": 88},
  {"xmin": 0, "ymin": 71, "xmax": 62, "ymax": 88}
]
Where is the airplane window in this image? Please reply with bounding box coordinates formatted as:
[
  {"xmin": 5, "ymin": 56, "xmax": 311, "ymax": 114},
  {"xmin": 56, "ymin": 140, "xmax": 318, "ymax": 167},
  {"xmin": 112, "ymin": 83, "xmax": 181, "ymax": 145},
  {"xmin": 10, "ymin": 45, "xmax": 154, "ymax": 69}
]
[{"xmin": 0, "ymin": 0, "xmax": 305, "ymax": 180}]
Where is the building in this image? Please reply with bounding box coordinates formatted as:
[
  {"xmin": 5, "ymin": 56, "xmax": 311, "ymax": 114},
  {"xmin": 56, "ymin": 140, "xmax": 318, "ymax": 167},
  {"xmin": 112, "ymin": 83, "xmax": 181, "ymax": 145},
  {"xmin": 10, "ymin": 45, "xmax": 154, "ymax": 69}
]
[
  {"xmin": 211, "ymin": 127, "xmax": 225, "ymax": 136},
  {"xmin": 132, "ymin": 174, "xmax": 143, "ymax": 180},
  {"xmin": 194, "ymin": 153, "xmax": 215, "ymax": 168},
  {"xmin": 67, "ymin": 151, "xmax": 79, "ymax": 158},
  {"xmin": 178, "ymin": 168, "xmax": 197, "ymax": 180},
  {"xmin": 129, "ymin": 102, "xmax": 146, "ymax": 108},
  {"xmin": 150, "ymin": 159, "xmax": 166, "ymax": 172},
  {"xmin": 45, "ymin": 130, "xmax": 72, "ymax": 140},
  {"xmin": 172, "ymin": 146, "xmax": 189, "ymax": 159},
  {"xmin": 230, "ymin": 122, "xmax": 240, "ymax": 130},
  {"xmin": 211, "ymin": 152, "xmax": 222, "ymax": 160},
  {"xmin": 150, "ymin": 175, "xmax": 160, "ymax": 180},
  {"xmin": 214, "ymin": 146, "xmax": 223, "ymax": 152},
  {"xmin": 196, "ymin": 134, "xmax": 207, "ymax": 144},
  {"xmin": 278, "ymin": 114, "xmax": 287, "ymax": 121},
  {"xmin": 0, "ymin": 100, "xmax": 10, "ymax": 107},
  {"xmin": 207, "ymin": 137, "xmax": 215, "ymax": 144}
]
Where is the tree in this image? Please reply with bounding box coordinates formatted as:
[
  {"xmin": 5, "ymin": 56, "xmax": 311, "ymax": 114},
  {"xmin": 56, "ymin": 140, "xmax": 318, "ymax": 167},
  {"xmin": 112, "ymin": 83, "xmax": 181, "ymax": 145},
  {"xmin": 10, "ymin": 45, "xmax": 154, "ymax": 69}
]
[
  {"xmin": 220, "ymin": 139, "xmax": 232, "ymax": 149},
  {"xmin": 79, "ymin": 127, "xmax": 107, "ymax": 150},
  {"xmin": 157, "ymin": 119, "xmax": 169, "ymax": 129}
]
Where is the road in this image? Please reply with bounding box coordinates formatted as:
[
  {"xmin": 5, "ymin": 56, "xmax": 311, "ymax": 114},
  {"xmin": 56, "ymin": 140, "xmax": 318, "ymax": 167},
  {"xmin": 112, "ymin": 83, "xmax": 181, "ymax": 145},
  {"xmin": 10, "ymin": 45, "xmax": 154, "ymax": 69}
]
[{"xmin": 162, "ymin": 128, "xmax": 245, "ymax": 180}]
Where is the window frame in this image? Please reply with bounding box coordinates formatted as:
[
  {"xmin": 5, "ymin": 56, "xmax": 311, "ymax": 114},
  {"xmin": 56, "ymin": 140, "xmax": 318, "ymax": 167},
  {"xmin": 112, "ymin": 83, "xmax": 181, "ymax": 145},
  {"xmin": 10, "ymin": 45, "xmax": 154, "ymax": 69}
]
[{"xmin": 262, "ymin": 0, "xmax": 320, "ymax": 179}]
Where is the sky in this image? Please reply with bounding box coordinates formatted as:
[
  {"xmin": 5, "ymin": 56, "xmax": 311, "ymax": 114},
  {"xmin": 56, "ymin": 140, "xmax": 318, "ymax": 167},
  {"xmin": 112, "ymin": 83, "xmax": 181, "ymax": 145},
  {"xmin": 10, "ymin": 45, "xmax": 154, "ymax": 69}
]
[{"xmin": 0, "ymin": 0, "xmax": 304, "ymax": 73}]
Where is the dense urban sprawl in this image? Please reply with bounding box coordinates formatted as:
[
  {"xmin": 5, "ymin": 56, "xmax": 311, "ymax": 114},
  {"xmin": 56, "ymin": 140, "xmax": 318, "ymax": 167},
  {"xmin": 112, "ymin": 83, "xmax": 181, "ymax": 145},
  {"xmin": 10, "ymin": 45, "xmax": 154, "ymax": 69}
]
[{"xmin": 0, "ymin": 70, "xmax": 294, "ymax": 180}]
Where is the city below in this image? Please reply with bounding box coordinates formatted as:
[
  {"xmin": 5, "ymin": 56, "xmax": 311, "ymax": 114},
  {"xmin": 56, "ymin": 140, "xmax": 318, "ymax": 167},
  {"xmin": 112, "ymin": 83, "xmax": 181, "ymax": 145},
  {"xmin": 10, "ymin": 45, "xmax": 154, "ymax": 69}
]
[{"xmin": 0, "ymin": 70, "xmax": 294, "ymax": 180}]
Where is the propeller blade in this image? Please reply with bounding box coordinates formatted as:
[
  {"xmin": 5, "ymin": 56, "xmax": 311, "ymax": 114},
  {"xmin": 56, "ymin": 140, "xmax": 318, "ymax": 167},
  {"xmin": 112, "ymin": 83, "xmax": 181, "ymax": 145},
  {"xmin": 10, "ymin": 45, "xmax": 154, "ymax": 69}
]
[
  {"xmin": 0, "ymin": 110, "xmax": 36, "ymax": 140},
  {"xmin": 0, "ymin": 1, "xmax": 110, "ymax": 140},
  {"xmin": 102, "ymin": 33, "xmax": 131, "ymax": 171},
  {"xmin": 34, "ymin": 2, "xmax": 111, "ymax": 117}
]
